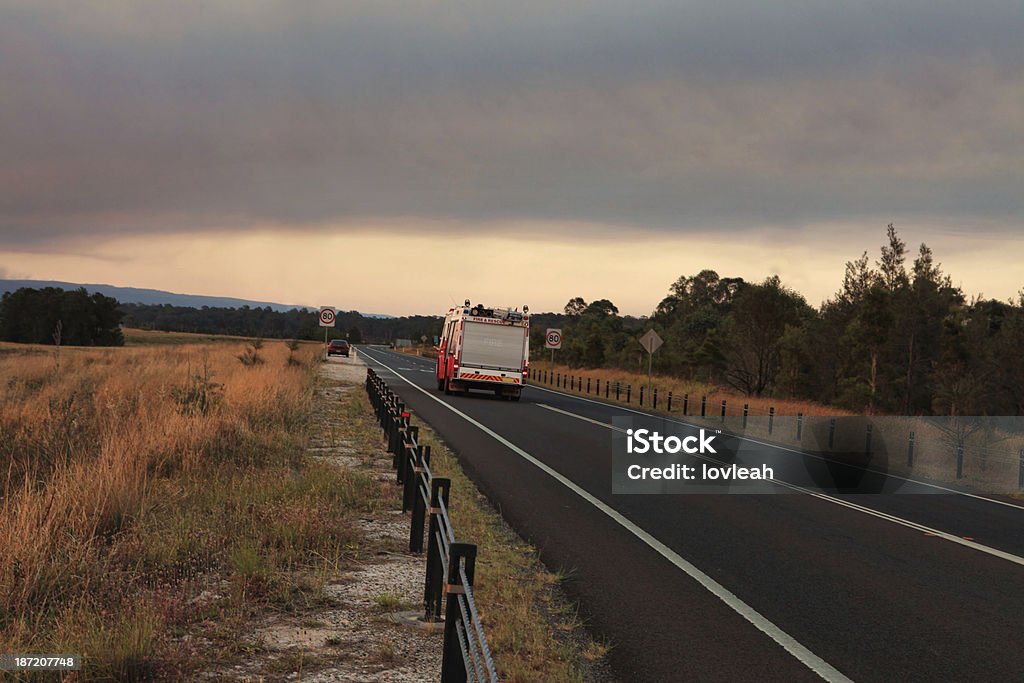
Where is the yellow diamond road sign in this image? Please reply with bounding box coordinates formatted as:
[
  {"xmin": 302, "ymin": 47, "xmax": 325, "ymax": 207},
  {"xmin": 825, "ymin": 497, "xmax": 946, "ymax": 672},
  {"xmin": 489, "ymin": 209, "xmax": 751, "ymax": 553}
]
[{"xmin": 639, "ymin": 329, "xmax": 663, "ymax": 354}]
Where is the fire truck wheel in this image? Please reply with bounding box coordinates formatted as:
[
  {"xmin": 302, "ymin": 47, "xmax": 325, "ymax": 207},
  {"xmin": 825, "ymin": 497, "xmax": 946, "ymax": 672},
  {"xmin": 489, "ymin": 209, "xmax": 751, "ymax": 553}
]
[
  {"xmin": 443, "ymin": 378, "xmax": 452, "ymax": 395},
  {"xmin": 511, "ymin": 393, "xmax": 521, "ymax": 402}
]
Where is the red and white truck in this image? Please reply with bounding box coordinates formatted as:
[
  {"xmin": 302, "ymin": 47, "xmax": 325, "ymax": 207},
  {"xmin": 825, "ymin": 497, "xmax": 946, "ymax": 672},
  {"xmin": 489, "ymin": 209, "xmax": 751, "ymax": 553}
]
[{"xmin": 436, "ymin": 300, "xmax": 530, "ymax": 401}]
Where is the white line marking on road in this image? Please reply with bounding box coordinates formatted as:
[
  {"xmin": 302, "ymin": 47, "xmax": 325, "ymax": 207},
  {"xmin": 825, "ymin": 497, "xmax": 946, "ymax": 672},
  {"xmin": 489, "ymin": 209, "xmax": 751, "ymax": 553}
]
[
  {"xmin": 796, "ymin": 491, "xmax": 1024, "ymax": 567},
  {"xmin": 538, "ymin": 403, "xmax": 628, "ymax": 432},
  {"xmin": 538, "ymin": 402, "xmax": 1024, "ymax": 569},
  {"xmin": 526, "ymin": 382, "xmax": 1024, "ymax": 512},
  {"xmin": 360, "ymin": 349, "xmax": 853, "ymax": 683}
]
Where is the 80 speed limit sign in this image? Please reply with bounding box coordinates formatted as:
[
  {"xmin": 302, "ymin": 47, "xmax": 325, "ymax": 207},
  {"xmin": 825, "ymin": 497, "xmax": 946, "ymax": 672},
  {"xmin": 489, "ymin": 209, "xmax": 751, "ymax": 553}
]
[
  {"xmin": 319, "ymin": 307, "xmax": 337, "ymax": 327},
  {"xmin": 545, "ymin": 328, "xmax": 562, "ymax": 349}
]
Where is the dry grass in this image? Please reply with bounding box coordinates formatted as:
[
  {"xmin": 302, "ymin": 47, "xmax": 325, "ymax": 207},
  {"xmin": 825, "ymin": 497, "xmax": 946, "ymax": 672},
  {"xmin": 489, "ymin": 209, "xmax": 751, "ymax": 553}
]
[
  {"xmin": 122, "ymin": 327, "xmax": 268, "ymax": 346},
  {"xmin": 0, "ymin": 338, "xmax": 375, "ymax": 679},
  {"xmin": 529, "ymin": 359, "xmax": 851, "ymax": 418}
]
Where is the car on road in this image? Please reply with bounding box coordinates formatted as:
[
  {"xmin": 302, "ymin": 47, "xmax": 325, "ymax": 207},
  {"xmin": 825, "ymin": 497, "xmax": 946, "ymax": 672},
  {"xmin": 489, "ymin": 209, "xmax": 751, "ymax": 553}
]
[{"xmin": 327, "ymin": 339, "xmax": 350, "ymax": 357}]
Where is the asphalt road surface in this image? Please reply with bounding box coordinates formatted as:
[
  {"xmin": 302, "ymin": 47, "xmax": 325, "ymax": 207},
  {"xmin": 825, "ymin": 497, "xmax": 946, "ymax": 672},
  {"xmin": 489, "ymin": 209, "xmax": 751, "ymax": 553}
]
[{"xmin": 356, "ymin": 346, "xmax": 1024, "ymax": 682}]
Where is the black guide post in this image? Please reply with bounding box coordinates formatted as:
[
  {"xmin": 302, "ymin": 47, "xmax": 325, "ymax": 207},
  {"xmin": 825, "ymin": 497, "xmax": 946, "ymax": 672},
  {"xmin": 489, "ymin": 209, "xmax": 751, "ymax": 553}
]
[
  {"xmin": 424, "ymin": 477, "xmax": 451, "ymax": 621},
  {"xmin": 402, "ymin": 433, "xmax": 420, "ymax": 511},
  {"xmin": 440, "ymin": 543, "xmax": 477, "ymax": 683},
  {"xmin": 387, "ymin": 413, "xmax": 399, "ymax": 462},
  {"xmin": 409, "ymin": 445, "xmax": 429, "ymax": 552},
  {"xmin": 398, "ymin": 423, "xmax": 417, "ymax": 485}
]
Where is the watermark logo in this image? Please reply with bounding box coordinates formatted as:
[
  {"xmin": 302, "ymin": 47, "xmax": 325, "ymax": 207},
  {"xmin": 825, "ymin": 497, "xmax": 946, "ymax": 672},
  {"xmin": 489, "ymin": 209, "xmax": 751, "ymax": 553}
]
[{"xmin": 626, "ymin": 428, "xmax": 717, "ymax": 454}]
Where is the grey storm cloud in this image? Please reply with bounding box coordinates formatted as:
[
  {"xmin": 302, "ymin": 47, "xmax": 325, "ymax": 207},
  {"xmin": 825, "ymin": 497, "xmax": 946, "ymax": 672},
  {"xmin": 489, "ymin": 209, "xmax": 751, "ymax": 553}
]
[{"xmin": 0, "ymin": 0, "xmax": 1022, "ymax": 246}]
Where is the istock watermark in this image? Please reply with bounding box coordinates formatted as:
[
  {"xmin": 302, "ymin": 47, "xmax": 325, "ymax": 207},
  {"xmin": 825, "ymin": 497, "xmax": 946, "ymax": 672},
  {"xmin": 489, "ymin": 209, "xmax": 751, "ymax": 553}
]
[
  {"xmin": 626, "ymin": 428, "xmax": 718, "ymax": 455},
  {"xmin": 612, "ymin": 414, "xmax": 1024, "ymax": 495}
]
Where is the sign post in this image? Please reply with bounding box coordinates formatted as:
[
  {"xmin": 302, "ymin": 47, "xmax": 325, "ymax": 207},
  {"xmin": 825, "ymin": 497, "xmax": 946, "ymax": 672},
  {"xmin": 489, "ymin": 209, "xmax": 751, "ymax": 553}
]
[
  {"xmin": 319, "ymin": 306, "xmax": 337, "ymax": 360},
  {"xmin": 544, "ymin": 328, "xmax": 562, "ymax": 368},
  {"xmin": 638, "ymin": 329, "xmax": 663, "ymax": 401}
]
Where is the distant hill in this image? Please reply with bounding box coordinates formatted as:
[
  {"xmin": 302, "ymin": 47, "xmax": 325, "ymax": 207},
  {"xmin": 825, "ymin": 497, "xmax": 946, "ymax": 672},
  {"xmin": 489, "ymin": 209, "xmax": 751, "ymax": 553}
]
[{"xmin": 0, "ymin": 280, "xmax": 392, "ymax": 317}]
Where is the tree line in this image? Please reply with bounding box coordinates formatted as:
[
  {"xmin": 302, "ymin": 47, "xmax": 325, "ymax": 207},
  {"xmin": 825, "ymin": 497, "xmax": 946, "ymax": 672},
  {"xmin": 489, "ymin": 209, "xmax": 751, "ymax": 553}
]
[
  {"xmin": 0, "ymin": 287, "xmax": 124, "ymax": 346},
  {"xmin": 550, "ymin": 226, "xmax": 1024, "ymax": 416},
  {"xmin": 119, "ymin": 303, "xmax": 442, "ymax": 344},
  {"xmin": 0, "ymin": 290, "xmax": 447, "ymax": 347}
]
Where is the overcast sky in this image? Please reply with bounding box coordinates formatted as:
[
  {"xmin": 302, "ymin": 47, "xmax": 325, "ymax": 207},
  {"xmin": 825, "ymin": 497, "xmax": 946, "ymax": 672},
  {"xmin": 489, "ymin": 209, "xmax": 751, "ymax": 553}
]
[{"xmin": 1, "ymin": 1, "xmax": 1021, "ymax": 314}]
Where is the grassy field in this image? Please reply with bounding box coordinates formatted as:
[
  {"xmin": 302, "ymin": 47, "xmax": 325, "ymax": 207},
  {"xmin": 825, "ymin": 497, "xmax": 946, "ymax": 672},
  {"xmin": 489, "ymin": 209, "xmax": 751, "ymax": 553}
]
[
  {"xmin": 0, "ymin": 337, "xmax": 386, "ymax": 679},
  {"xmin": 123, "ymin": 327, "xmax": 272, "ymax": 345},
  {"xmin": 0, "ymin": 334, "xmax": 610, "ymax": 680}
]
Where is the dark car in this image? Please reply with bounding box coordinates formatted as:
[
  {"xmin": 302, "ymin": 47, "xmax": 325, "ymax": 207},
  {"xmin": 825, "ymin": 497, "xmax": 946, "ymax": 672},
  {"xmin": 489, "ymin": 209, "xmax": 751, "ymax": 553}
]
[{"xmin": 327, "ymin": 339, "xmax": 350, "ymax": 357}]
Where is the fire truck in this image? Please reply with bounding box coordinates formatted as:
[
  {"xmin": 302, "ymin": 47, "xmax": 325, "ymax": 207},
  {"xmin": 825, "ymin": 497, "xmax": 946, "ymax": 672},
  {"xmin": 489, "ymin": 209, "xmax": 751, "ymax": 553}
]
[{"xmin": 436, "ymin": 300, "xmax": 530, "ymax": 401}]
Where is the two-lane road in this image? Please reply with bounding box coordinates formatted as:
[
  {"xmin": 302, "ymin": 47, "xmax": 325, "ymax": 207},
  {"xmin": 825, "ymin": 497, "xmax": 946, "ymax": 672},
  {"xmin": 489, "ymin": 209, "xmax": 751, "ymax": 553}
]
[{"xmin": 357, "ymin": 346, "xmax": 1024, "ymax": 682}]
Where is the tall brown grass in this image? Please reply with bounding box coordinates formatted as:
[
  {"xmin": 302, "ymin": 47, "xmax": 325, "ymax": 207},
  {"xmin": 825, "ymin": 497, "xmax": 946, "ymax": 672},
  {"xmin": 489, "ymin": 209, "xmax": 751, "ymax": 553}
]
[{"xmin": 0, "ymin": 340, "xmax": 356, "ymax": 678}]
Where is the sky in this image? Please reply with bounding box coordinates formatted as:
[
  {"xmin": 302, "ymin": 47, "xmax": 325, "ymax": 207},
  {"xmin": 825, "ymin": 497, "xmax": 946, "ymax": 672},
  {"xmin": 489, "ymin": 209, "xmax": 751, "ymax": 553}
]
[{"xmin": 1, "ymin": 0, "xmax": 1021, "ymax": 315}]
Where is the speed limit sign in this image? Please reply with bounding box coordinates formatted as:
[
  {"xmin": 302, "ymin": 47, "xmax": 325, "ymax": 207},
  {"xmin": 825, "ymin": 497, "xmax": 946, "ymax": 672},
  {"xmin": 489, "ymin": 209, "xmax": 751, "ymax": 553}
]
[
  {"xmin": 545, "ymin": 328, "xmax": 562, "ymax": 349},
  {"xmin": 319, "ymin": 307, "xmax": 337, "ymax": 327}
]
